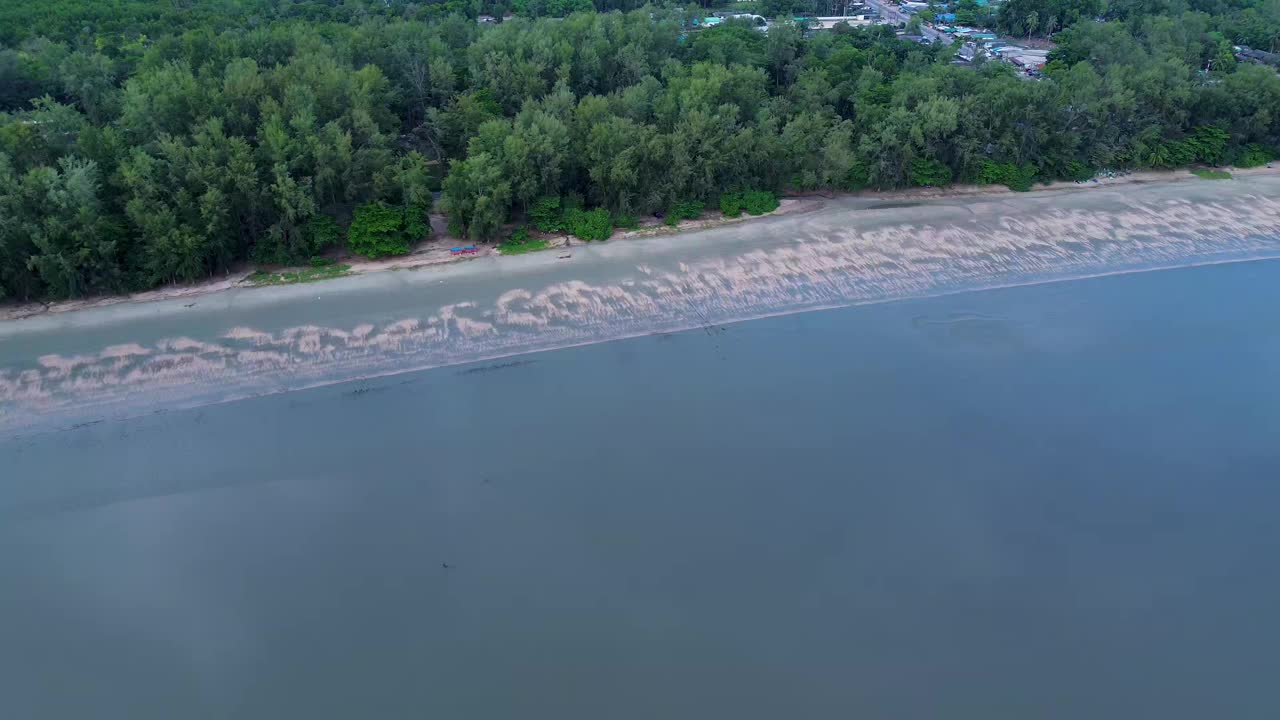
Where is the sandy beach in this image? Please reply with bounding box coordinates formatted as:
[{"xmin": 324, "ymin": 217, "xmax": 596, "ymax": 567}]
[{"xmin": 3, "ymin": 169, "xmax": 1280, "ymax": 433}]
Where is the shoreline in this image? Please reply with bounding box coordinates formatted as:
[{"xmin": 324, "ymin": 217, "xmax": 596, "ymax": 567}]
[
  {"xmin": 3, "ymin": 165, "xmax": 1271, "ymax": 324},
  {"xmin": 15, "ymin": 250, "xmax": 1279, "ymax": 441},
  {"xmin": 3, "ymin": 169, "xmax": 1280, "ymax": 433}
]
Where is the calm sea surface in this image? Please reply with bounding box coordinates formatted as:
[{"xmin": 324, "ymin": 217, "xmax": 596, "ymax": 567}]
[{"xmin": 3, "ymin": 260, "xmax": 1280, "ymax": 719}]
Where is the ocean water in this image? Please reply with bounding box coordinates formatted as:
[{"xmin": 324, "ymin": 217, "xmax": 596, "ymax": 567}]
[{"xmin": 2, "ymin": 260, "xmax": 1280, "ymax": 719}]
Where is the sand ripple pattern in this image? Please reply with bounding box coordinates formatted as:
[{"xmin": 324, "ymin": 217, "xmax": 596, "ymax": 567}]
[{"xmin": 4, "ymin": 195, "xmax": 1280, "ymax": 430}]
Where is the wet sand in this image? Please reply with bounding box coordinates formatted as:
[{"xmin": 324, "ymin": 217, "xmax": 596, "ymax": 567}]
[{"xmin": 3, "ymin": 173, "xmax": 1280, "ymax": 434}]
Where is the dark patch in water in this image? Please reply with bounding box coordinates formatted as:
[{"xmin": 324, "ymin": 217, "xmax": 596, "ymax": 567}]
[
  {"xmin": 458, "ymin": 359, "xmax": 537, "ymax": 375},
  {"xmin": 912, "ymin": 312, "xmax": 1023, "ymax": 349},
  {"xmin": 912, "ymin": 312, "xmax": 1001, "ymax": 328}
]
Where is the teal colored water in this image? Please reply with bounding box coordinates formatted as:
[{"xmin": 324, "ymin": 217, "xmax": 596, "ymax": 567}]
[{"xmin": 3, "ymin": 260, "xmax": 1280, "ymax": 718}]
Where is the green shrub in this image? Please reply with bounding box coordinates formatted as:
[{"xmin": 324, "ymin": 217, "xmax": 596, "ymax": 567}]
[
  {"xmin": 720, "ymin": 192, "xmax": 745, "ymax": 217},
  {"xmin": 309, "ymin": 256, "xmax": 334, "ymax": 267},
  {"xmin": 1004, "ymin": 165, "xmax": 1037, "ymax": 191},
  {"xmin": 613, "ymin": 213, "xmax": 640, "ymax": 230},
  {"xmin": 1192, "ymin": 168, "xmax": 1232, "ymax": 180},
  {"xmin": 975, "ymin": 160, "xmax": 1007, "ymax": 185},
  {"xmin": 846, "ymin": 160, "xmax": 871, "ymax": 191},
  {"xmin": 721, "ymin": 190, "xmax": 779, "ymax": 216},
  {"xmin": 1235, "ymin": 144, "xmax": 1275, "ymax": 168},
  {"xmin": 975, "ymin": 160, "xmax": 1037, "ymax": 191},
  {"xmin": 403, "ymin": 203, "xmax": 429, "ymax": 241},
  {"xmin": 248, "ymin": 264, "xmax": 350, "ymax": 285},
  {"xmin": 741, "ymin": 190, "xmax": 779, "ymax": 215},
  {"xmin": 1065, "ymin": 160, "xmax": 1093, "ymax": 182},
  {"xmin": 498, "ymin": 239, "xmax": 549, "ymax": 255},
  {"xmin": 1136, "ymin": 125, "xmax": 1224, "ymax": 169},
  {"xmin": 305, "ymin": 215, "xmax": 341, "ymax": 252},
  {"xmin": 665, "ymin": 200, "xmax": 704, "ymax": 226},
  {"xmin": 530, "ymin": 195, "xmax": 563, "ymax": 232},
  {"xmin": 1143, "ymin": 138, "xmax": 1196, "ymax": 169},
  {"xmin": 1185, "ymin": 125, "xmax": 1229, "ymax": 165},
  {"xmin": 347, "ymin": 201, "xmax": 416, "ymax": 258},
  {"xmin": 528, "ymin": 199, "xmax": 616, "ymax": 240},
  {"xmin": 508, "ymin": 224, "xmax": 530, "ymax": 244},
  {"xmin": 564, "ymin": 207, "xmax": 613, "ymax": 241},
  {"xmin": 910, "ymin": 158, "xmax": 952, "ymax": 187},
  {"xmin": 251, "ymin": 214, "xmax": 342, "ymax": 266}
]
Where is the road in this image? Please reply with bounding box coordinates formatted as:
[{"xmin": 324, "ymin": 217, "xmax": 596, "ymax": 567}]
[{"xmin": 864, "ymin": 0, "xmax": 946, "ymax": 41}]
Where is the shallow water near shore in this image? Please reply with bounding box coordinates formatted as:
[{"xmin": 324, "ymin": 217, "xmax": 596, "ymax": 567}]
[{"xmin": 3, "ymin": 259, "xmax": 1280, "ymax": 718}]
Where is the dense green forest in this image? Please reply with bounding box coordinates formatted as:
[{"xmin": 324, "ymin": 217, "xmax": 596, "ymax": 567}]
[
  {"xmin": 996, "ymin": 0, "xmax": 1280, "ymax": 47},
  {"xmin": 1, "ymin": 0, "xmax": 1278, "ymax": 301}
]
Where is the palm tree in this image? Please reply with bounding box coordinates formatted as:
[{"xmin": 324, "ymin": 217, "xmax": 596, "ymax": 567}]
[{"xmin": 1043, "ymin": 13, "xmax": 1057, "ymax": 38}]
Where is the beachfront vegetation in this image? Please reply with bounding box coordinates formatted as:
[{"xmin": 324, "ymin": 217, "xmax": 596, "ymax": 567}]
[
  {"xmin": 498, "ymin": 238, "xmax": 551, "ymax": 254},
  {"xmin": 666, "ymin": 201, "xmax": 707, "ymax": 226},
  {"xmin": 564, "ymin": 208, "xmax": 615, "ymax": 241},
  {"xmin": 497, "ymin": 224, "xmax": 551, "ymax": 253},
  {"xmin": 347, "ymin": 201, "xmax": 428, "ymax": 259},
  {"xmin": 976, "ymin": 161, "xmax": 1040, "ymax": 191},
  {"xmin": 1, "ymin": 0, "xmax": 1278, "ymax": 301},
  {"xmin": 522, "ymin": 197, "xmax": 615, "ymax": 239},
  {"xmin": 720, "ymin": 190, "xmax": 780, "ymax": 217},
  {"xmin": 247, "ymin": 264, "xmax": 352, "ymax": 286}
]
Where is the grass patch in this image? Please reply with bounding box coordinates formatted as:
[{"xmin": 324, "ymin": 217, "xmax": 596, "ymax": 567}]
[
  {"xmin": 719, "ymin": 190, "xmax": 780, "ymax": 217},
  {"xmin": 665, "ymin": 200, "xmax": 705, "ymax": 226},
  {"xmin": 1192, "ymin": 168, "xmax": 1232, "ymax": 180},
  {"xmin": 247, "ymin": 264, "xmax": 351, "ymax": 286},
  {"xmin": 497, "ymin": 239, "xmax": 550, "ymax": 255}
]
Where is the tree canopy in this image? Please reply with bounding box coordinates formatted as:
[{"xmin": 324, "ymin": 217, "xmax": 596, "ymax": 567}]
[{"xmin": 1, "ymin": 0, "xmax": 1278, "ymax": 300}]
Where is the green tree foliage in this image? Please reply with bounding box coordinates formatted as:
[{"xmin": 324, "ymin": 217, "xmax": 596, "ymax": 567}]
[
  {"xmin": 443, "ymin": 151, "xmax": 511, "ymax": 241},
  {"xmin": 304, "ymin": 216, "xmax": 341, "ymax": 257},
  {"xmin": 347, "ymin": 201, "xmax": 423, "ymax": 259},
  {"xmin": 762, "ymin": 0, "xmax": 822, "ymax": 19},
  {"xmin": 529, "ymin": 196, "xmax": 565, "ymax": 232},
  {"xmin": 521, "ymin": 194, "xmax": 612, "ymax": 239},
  {"xmin": 1184, "ymin": 125, "xmax": 1230, "ymax": 165},
  {"xmin": 666, "ymin": 200, "xmax": 705, "ymax": 226},
  {"xmin": 997, "ymin": 0, "xmax": 1101, "ymax": 38},
  {"xmin": 976, "ymin": 160, "xmax": 1039, "ymax": 190},
  {"xmin": 563, "ymin": 207, "xmax": 613, "ymax": 241},
  {"xmin": 720, "ymin": 190, "xmax": 780, "ymax": 216},
  {"xmin": 513, "ymin": 0, "xmax": 595, "ymax": 18},
  {"xmin": 689, "ymin": 24, "xmax": 768, "ymax": 68},
  {"xmin": 3, "ymin": 157, "xmax": 123, "ymax": 298},
  {"xmin": 910, "ymin": 157, "xmax": 953, "ymax": 186},
  {"xmin": 0, "ymin": 1, "xmax": 1278, "ymax": 298},
  {"xmin": 1236, "ymin": 144, "xmax": 1275, "ymax": 167},
  {"xmin": 955, "ymin": 0, "xmax": 981, "ymax": 26}
]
